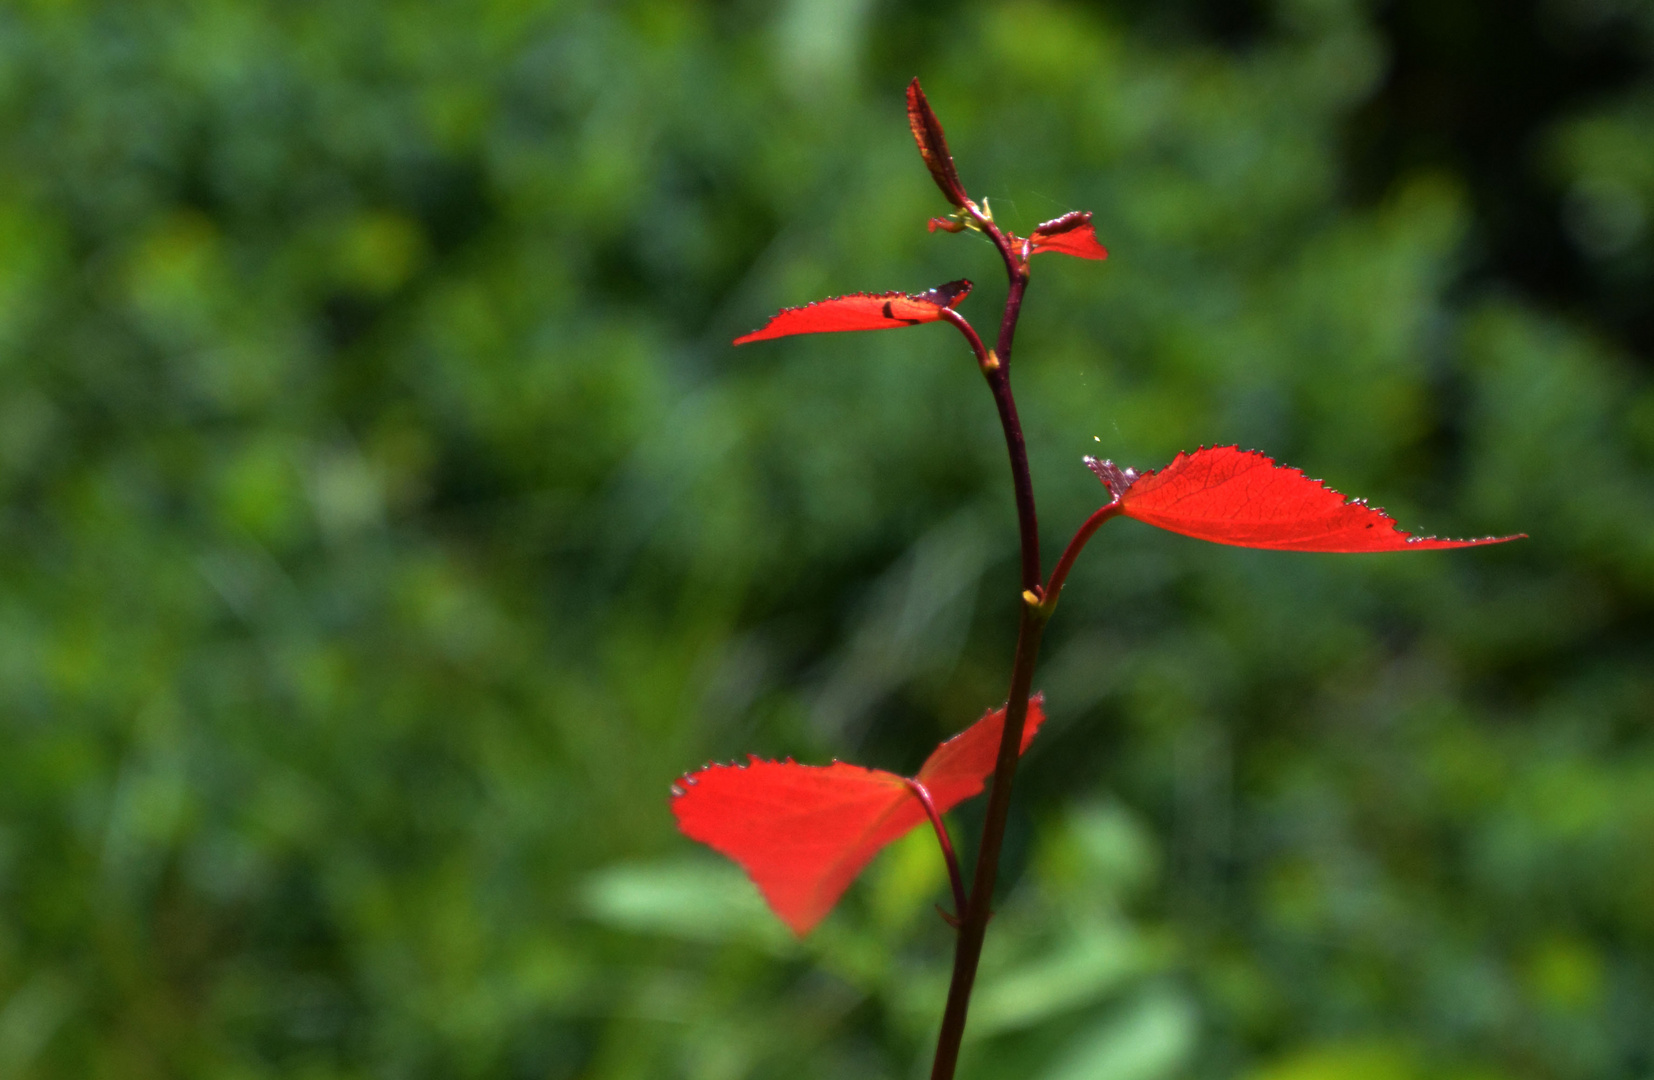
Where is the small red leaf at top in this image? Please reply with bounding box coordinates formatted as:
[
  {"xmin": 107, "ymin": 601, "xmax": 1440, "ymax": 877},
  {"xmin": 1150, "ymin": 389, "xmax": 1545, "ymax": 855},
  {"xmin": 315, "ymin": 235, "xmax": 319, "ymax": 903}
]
[
  {"xmin": 671, "ymin": 697, "xmax": 1046, "ymax": 936},
  {"xmin": 907, "ymin": 78, "xmax": 970, "ymax": 209},
  {"xmin": 1021, "ymin": 211, "xmax": 1109, "ymax": 260},
  {"xmin": 1100, "ymin": 446, "xmax": 1524, "ymax": 552},
  {"xmin": 733, "ymin": 280, "xmax": 971, "ymax": 345}
]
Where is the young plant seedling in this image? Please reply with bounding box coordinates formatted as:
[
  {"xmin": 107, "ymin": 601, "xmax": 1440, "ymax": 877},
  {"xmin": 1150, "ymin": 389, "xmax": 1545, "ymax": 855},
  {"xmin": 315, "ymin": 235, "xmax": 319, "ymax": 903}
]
[{"xmin": 673, "ymin": 79, "xmax": 1523, "ymax": 1080}]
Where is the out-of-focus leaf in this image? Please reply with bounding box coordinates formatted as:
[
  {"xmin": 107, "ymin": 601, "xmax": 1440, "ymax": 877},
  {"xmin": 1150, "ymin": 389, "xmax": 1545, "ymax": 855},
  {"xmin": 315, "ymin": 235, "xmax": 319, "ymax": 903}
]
[
  {"xmin": 968, "ymin": 924, "xmax": 1149, "ymax": 1036},
  {"xmin": 1247, "ymin": 1041, "xmax": 1420, "ymax": 1080},
  {"xmin": 579, "ymin": 859, "xmax": 795, "ymax": 951},
  {"xmin": 1038, "ymin": 990, "xmax": 1197, "ymax": 1080}
]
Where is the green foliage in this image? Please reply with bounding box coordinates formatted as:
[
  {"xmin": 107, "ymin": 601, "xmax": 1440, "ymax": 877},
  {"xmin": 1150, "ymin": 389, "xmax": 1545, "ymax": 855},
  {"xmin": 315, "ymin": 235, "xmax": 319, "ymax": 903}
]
[{"xmin": 1, "ymin": 1, "xmax": 1650, "ymax": 1078}]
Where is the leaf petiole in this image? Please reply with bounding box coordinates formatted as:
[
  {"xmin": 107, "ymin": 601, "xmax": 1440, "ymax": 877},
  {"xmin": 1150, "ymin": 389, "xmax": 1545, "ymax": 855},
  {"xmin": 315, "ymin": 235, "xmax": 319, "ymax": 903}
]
[
  {"xmin": 1040, "ymin": 500, "xmax": 1126, "ymax": 617},
  {"xmin": 903, "ymin": 778, "xmax": 968, "ymax": 926}
]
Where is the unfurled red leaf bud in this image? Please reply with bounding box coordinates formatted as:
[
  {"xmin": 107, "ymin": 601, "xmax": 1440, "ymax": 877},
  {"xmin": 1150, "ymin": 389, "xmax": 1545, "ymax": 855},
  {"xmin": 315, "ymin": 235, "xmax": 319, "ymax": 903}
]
[{"xmin": 907, "ymin": 78, "xmax": 970, "ymax": 210}]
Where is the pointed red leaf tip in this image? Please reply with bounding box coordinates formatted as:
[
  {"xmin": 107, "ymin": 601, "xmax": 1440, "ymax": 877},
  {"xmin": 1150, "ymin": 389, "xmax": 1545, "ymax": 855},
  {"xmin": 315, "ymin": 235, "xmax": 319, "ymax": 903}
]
[
  {"xmin": 1023, "ymin": 211, "xmax": 1109, "ymax": 260},
  {"xmin": 907, "ymin": 78, "xmax": 970, "ymax": 209},
  {"xmin": 671, "ymin": 696, "xmax": 1046, "ymax": 936},
  {"xmin": 1090, "ymin": 446, "xmax": 1525, "ymax": 552},
  {"xmin": 732, "ymin": 279, "xmax": 972, "ymax": 345}
]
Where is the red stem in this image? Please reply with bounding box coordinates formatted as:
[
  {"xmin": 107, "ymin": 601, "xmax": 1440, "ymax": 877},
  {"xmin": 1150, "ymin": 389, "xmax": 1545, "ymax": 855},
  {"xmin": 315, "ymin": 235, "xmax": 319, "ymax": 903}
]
[
  {"xmin": 984, "ymin": 232, "xmax": 1040, "ymax": 595},
  {"xmin": 938, "ymin": 308, "xmax": 991, "ymax": 371},
  {"xmin": 929, "ymin": 606, "xmax": 1045, "ymax": 1080},
  {"xmin": 904, "ymin": 779, "xmax": 968, "ymax": 923},
  {"xmin": 984, "ymin": 358, "xmax": 1040, "ymax": 595},
  {"xmin": 928, "ymin": 218, "xmax": 1046, "ymax": 1080},
  {"xmin": 927, "ymin": 163, "xmax": 1116, "ymax": 1079},
  {"xmin": 938, "ymin": 300, "xmax": 1040, "ymax": 594},
  {"xmin": 1041, "ymin": 501, "xmax": 1123, "ymax": 613}
]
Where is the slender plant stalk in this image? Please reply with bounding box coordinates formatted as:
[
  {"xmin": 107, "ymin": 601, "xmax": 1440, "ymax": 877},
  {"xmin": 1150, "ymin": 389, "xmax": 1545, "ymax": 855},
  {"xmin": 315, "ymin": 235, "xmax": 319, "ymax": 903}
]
[
  {"xmin": 928, "ymin": 602, "xmax": 1046, "ymax": 1080},
  {"xmin": 983, "ymin": 229, "xmax": 1040, "ymax": 595},
  {"xmin": 1041, "ymin": 501, "xmax": 1123, "ymax": 614},
  {"xmin": 928, "ymin": 220, "xmax": 1059, "ymax": 1080},
  {"xmin": 984, "ymin": 356, "xmax": 1041, "ymax": 595}
]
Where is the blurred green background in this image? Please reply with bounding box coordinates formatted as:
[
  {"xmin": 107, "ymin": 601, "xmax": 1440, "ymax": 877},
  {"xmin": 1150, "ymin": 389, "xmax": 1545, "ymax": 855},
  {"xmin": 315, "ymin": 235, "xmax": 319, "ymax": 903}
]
[{"xmin": 2, "ymin": 0, "xmax": 1652, "ymax": 1077}]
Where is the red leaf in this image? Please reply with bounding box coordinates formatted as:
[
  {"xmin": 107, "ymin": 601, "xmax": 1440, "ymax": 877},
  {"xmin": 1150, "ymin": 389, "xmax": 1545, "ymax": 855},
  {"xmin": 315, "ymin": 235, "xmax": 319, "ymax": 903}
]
[
  {"xmin": 907, "ymin": 78, "xmax": 970, "ymax": 209},
  {"xmin": 733, "ymin": 280, "xmax": 971, "ymax": 345},
  {"xmin": 1018, "ymin": 211, "xmax": 1109, "ymax": 260},
  {"xmin": 1098, "ymin": 446, "xmax": 1524, "ymax": 552},
  {"xmin": 914, "ymin": 695, "xmax": 1043, "ymax": 804},
  {"xmin": 1031, "ymin": 227, "xmax": 1109, "ymax": 261},
  {"xmin": 671, "ymin": 696, "xmax": 1046, "ymax": 936}
]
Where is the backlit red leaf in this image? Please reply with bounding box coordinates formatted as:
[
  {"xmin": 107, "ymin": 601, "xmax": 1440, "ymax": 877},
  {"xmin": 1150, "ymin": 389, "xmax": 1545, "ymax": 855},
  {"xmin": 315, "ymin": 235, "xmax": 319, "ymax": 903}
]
[
  {"xmin": 1095, "ymin": 446, "xmax": 1524, "ymax": 552},
  {"xmin": 733, "ymin": 280, "xmax": 971, "ymax": 345},
  {"xmin": 671, "ymin": 696, "xmax": 1046, "ymax": 936},
  {"xmin": 1023, "ymin": 211, "xmax": 1109, "ymax": 260},
  {"xmin": 907, "ymin": 78, "xmax": 970, "ymax": 209},
  {"xmin": 914, "ymin": 696, "xmax": 1043, "ymax": 805}
]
